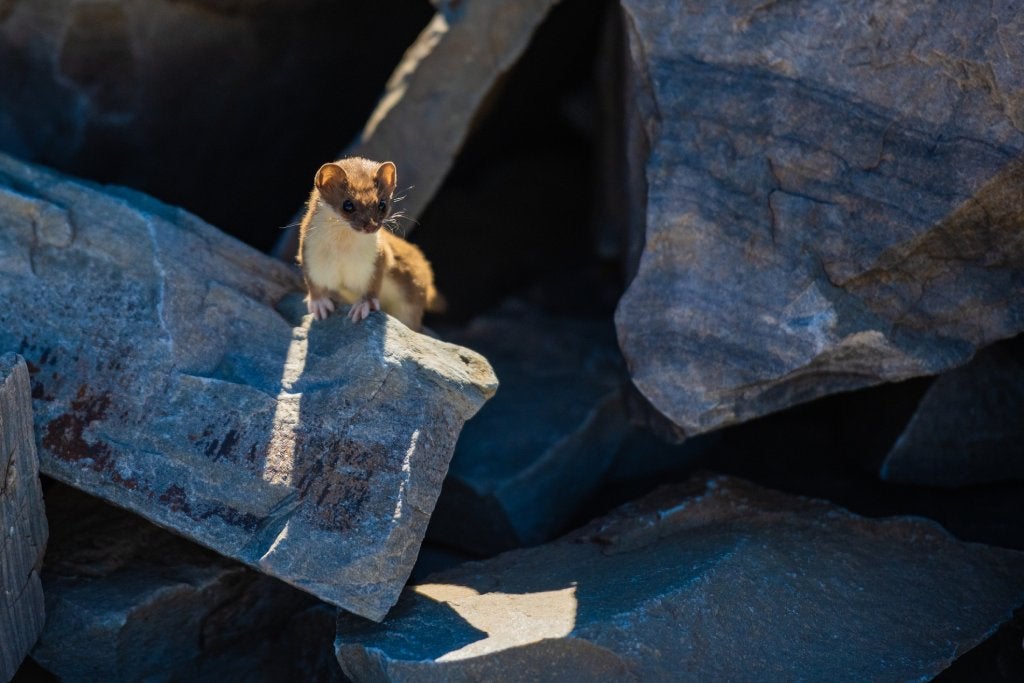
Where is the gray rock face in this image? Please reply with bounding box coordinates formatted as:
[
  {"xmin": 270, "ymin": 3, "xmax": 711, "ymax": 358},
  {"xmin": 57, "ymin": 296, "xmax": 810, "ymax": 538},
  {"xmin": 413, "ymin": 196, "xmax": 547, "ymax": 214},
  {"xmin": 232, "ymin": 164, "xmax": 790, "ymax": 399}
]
[
  {"xmin": 31, "ymin": 485, "xmax": 343, "ymax": 683},
  {"xmin": 616, "ymin": 1, "xmax": 1024, "ymax": 435},
  {"xmin": 336, "ymin": 474, "xmax": 1024, "ymax": 682},
  {"xmin": 0, "ymin": 152, "xmax": 497, "ymax": 620},
  {"xmin": 428, "ymin": 301, "xmax": 629, "ymax": 554},
  {"xmin": 881, "ymin": 337, "xmax": 1024, "ymax": 487},
  {"xmin": 0, "ymin": 354, "xmax": 48, "ymax": 681}
]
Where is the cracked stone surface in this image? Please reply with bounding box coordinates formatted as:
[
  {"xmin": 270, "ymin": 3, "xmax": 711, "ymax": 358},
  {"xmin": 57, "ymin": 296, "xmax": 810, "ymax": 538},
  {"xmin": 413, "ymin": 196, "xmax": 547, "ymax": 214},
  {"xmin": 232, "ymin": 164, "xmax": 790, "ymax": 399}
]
[
  {"xmin": 616, "ymin": 0, "xmax": 1024, "ymax": 435},
  {"xmin": 31, "ymin": 485, "xmax": 345, "ymax": 683},
  {"xmin": 881, "ymin": 336, "xmax": 1024, "ymax": 487},
  {"xmin": 0, "ymin": 354, "xmax": 48, "ymax": 681},
  {"xmin": 428, "ymin": 300, "xmax": 629, "ymax": 554},
  {"xmin": 0, "ymin": 152, "xmax": 497, "ymax": 620},
  {"xmin": 336, "ymin": 474, "xmax": 1024, "ymax": 682}
]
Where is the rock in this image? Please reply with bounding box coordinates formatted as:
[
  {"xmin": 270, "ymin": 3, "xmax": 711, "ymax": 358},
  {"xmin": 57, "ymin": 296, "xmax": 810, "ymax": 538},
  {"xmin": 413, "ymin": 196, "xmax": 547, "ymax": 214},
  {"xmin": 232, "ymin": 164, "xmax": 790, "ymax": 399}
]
[
  {"xmin": 0, "ymin": 354, "xmax": 48, "ymax": 681},
  {"xmin": 0, "ymin": 0, "xmax": 430, "ymax": 251},
  {"xmin": 616, "ymin": 1, "xmax": 1024, "ymax": 435},
  {"xmin": 346, "ymin": 0, "xmax": 562, "ymax": 222},
  {"xmin": 881, "ymin": 336, "xmax": 1024, "ymax": 487},
  {"xmin": 428, "ymin": 300, "xmax": 629, "ymax": 554},
  {"xmin": 31, "ymin": 485, "xmax": 343, "ymax": 683},
  {"xmin": 0, "ymin": 152, "xmax": 497, "ymax": 620},
  {"xmin": 336, "ymin": 474, "xmax": 1024, "ymax": 681}
]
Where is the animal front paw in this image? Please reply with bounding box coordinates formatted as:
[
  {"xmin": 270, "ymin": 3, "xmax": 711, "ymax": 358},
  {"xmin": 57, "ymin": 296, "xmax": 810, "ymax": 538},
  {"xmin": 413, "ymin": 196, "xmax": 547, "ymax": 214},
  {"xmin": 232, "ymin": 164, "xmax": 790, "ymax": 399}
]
[
  {"xmin": 348, "ymin": 296, "xmax": 380, "ymax": 323},
  {"xmin": 307, "ymin": 295, "xmax": 335, "ymax": 321}
]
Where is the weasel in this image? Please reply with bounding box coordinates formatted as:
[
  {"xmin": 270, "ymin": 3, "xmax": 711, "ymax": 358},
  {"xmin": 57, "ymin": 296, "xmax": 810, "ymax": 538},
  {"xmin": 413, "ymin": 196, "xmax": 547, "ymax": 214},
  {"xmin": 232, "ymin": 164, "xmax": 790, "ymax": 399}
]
[{"xmin": 297, "ymin": 157, "xmax": 444, "ymax": 332}]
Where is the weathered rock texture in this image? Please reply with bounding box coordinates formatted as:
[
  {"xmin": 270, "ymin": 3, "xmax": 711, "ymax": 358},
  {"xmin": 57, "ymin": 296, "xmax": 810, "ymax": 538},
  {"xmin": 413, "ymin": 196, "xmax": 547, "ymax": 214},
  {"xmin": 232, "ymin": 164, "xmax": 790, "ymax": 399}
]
[
  {"xmin": 429, "ymin": 300, "xmax": 629, "ymax": 554},
  {"xmin": 881, "ymin": 336, "xmax": 1024, "ymax": 487},
  {"xmin": 0, "ymin": 152, "xmax": 497, "ymax": 620},
  {"xmin": 616, "ymin": 1, "xmax": 1024, "ymax": 435},
  {"xmin": 336, "ymin": 474, "xmax": 1024, "ymax": 681},
  {"xmin": 31, "ymin": 485, "xmax": 344, "ymax": 683},
  {"xmin": 0, "ymin": 0, "xmax": 429, "ymax": 250},
  {"xmin": 0, "ymin": 354, "xmax": 48, "ymax": 681}
]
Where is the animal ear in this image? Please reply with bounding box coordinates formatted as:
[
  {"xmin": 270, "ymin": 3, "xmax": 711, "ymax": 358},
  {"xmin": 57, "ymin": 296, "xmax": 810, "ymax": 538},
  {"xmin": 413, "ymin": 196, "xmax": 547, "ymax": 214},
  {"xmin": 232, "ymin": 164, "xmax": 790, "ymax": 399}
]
[
  {"xmin": 315, "ymin": 163, "xmax": 347, "ymax": 191},
  {"xmin": 375, "ymin": 161, "xmax": 397, "ymax": 194}
]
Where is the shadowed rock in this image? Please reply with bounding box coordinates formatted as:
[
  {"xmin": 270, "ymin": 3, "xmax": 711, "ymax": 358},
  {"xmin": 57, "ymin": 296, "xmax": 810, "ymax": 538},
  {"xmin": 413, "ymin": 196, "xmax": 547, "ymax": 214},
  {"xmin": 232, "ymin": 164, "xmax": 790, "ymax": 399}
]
[
  {"xmin": 31, "ymin": 485, "xmax": 344, "ymax": 683},
  {"xmin": 0, "ymin": 354, "xmax": 48, "ymax": 681},
  {"xmin": 616, "ymin": 1, "xmax": 1024, "ymax": 435},
  {"xmin": 0, "ymin": 152, "xmax": 497, "ymax": 620},
  {"xmin": 881, "ymin": 336, "xmax": 1024, "ymax": 487},
  {"xmin": 0, "ymin": 0, "xmax": 429, "ymax": 250},
  {"xmin": 336, "ymin": 474, "xmax": 1024, "ymax": 681},
  {"xmin": 428, "ymin": 300, "xmax": 629, "ymax": 554}
]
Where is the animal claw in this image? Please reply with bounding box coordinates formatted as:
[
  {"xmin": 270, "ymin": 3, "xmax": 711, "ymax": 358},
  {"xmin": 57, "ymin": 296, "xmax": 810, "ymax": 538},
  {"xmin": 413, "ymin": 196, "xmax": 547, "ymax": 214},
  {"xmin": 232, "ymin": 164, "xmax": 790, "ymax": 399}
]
[{"xmin": 307, "ymin": 295, "xmax": 335, "ymax": 321}]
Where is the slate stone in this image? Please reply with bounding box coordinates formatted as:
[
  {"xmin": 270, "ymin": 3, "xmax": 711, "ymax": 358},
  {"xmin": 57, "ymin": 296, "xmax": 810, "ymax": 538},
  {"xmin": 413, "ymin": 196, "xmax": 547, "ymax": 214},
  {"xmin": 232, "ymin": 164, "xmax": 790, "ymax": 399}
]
[
  {"xmin": 881, "ymin": 336, "xmax": 1024, "ymax": 487},
  {"xmin": 336, "ymin": 474, "xmax": 1024, "ymax": 682},
  {"xmin": 0, "ymin": 354, "xmax": 48, "ymax": 681},
  {"xmin": 0, "ymin": 152, "xmax": 497, "ymax": 620},
  {"xmin": 428, "ymin": 300, "xmax": 629, "ymax": 554},
  {"xmin": 31, "ymin": 485, "xmax": 343, "ymax": 683},
  {"xmin": 616, "ymin": 0, "xmax": 1024, "ymax": 435}
]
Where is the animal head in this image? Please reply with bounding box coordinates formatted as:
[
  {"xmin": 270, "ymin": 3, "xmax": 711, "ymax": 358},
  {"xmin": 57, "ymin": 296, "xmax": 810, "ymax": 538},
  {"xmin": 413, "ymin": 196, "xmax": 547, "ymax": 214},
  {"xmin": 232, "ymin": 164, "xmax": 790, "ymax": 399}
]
[{"xmin": 314, "ymin": 158, "xmax": 397, "ymax": 233}]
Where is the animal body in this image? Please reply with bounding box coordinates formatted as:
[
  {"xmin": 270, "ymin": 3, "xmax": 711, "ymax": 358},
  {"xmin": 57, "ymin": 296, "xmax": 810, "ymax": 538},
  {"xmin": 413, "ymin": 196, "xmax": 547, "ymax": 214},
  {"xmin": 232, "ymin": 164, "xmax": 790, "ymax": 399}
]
[{"xmin": 297, "ymin": 157, "xmax": 444, "ymax": 331}]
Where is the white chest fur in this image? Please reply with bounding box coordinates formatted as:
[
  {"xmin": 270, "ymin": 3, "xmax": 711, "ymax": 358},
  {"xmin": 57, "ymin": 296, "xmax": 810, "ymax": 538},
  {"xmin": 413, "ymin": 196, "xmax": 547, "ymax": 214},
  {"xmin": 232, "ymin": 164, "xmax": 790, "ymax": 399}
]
[{"xmin": 302, "ymin": 205, "xmax": 379, "ymax": 302}]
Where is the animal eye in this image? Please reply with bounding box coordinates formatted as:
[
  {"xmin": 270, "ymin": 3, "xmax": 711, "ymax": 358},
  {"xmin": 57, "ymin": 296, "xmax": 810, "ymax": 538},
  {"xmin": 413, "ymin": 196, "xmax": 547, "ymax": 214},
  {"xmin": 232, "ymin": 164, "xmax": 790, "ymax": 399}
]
[
  {"xmin": 377, "ymin": 200, "xmax": 387, "ymax": 212},
  {"xmin": 342, "ymin": 200, "xmax": 355, "ymax": 213}
]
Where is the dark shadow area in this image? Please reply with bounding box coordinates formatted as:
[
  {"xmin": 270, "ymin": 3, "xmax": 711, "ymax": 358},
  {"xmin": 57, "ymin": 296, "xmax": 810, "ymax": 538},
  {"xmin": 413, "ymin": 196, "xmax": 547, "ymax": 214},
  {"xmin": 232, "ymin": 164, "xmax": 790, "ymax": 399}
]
[
  {"xmin": 0, "ymin": 1, "xmax": 433, "ymax": 252},
  {"xmin": 579, "ymin": 374, "xmax": 1024, "ymax": 555},
  {"xmin": 935, "ymin": 606, "xmax": 1024, "ymax": 682},
  {"xmin": 411, "ymin": 0, "xmax": 620, "ymax": 323}
]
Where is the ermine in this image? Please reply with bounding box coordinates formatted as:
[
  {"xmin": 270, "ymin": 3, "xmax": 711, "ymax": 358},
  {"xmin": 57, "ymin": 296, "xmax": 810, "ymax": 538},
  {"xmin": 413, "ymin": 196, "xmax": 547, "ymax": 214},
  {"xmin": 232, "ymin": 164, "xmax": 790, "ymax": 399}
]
[{"xmin": 297, "ymin": 157, "xmax": 444, "ymax": 332}]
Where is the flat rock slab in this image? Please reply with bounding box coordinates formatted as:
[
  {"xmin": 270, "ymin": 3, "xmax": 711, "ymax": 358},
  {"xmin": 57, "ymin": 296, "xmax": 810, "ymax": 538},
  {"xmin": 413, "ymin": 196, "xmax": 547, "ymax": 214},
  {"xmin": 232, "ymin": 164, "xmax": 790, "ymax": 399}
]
[
  {"xmin": 616, "ymin": 0, "xmax": 1024, "ymax": 435},
  {"xmin": 0, "ymin": 152, "xmax": 497, "ymax": 620},
  {"xmin": 428, "ymin": 300, "xmax": 629, "ymax": 554},
  {"xmin": 32, "ymin": 484, "xmax": 343, "ymax": 683},
  {"xmin": 0, "ymin": 354, "xmax": 48, "ymax": 681},
  {"xmin": 336, "ymin": 474, "xmax": 1024, "ymax": 681},
  {"xmin": 882, "ymin": 336, "xmax": 1024, "ymax": 487}
]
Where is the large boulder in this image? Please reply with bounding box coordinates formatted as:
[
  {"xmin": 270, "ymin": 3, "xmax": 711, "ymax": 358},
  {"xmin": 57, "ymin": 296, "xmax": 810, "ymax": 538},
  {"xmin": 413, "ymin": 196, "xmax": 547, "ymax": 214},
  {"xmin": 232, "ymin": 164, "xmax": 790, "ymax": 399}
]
[
  {"xmin": 0, "ymin": 354, "xmax": 48, "ymax": 681},
  {"xmin": 881, "ymin": 336, "xmax": 1024, "ymax": 487},
  {"xmin": 428, "ymin": 300, "xmax": 629, "ymax": 554},
  {"xmin": 31, "ymin": 485, "xmax": 344, "ymax": 683},
  {"xmin": 616, "ymin": 1, "xmax": 1024, "ymax": 435},
  {"xmin": 336, "ymin": 474, "xmax": 1024, "ymax": 681},
  {"xmin": 0, "ymin": 152, "xmax": 497, "ymax": 620}
]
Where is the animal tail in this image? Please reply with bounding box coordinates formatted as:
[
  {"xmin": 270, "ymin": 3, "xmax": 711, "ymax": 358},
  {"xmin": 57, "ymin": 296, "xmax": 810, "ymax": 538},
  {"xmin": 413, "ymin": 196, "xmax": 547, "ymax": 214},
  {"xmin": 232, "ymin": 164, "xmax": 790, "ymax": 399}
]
[{"xmin": 426, "ymin": 287, "xmax": 448, "ymax": 313}]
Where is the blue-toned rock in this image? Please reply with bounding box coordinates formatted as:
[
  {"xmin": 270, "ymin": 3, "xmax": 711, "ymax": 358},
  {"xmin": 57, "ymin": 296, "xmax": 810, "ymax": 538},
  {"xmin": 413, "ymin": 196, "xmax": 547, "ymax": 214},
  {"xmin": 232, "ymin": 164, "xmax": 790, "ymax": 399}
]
[{"xmin": 0, "ymin": 152, "xmax": 497, "ymax": 620}]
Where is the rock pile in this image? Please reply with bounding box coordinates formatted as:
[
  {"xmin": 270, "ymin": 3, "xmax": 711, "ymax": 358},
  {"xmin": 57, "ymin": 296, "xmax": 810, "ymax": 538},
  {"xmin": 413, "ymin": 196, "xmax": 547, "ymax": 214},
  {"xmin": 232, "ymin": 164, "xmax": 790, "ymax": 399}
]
[
  {"xmin": 0, "ymin": 0, "xmax": 1022, "ymax": 680},
  {"xmin": 337, "ymin": 475, "xmax": 1024, "ymax": 681},
  {"xmin": 0, "ymin": 152, "xmax": 496, "ymax": 621}
]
